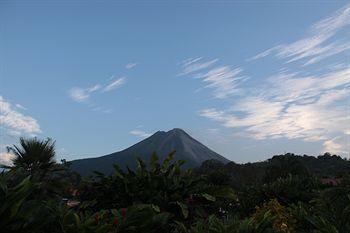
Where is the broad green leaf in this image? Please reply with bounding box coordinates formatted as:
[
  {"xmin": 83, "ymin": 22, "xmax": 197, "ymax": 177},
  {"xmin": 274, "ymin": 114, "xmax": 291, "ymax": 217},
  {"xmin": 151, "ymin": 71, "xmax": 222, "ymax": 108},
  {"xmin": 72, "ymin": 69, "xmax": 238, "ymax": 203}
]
[
  {"xmin": 177, "ymin": 201, "xmax": 189, "ymax": 219},
  {"xmin": 201, "ymin": 193, "xmax": 216, "ymax": 202}
]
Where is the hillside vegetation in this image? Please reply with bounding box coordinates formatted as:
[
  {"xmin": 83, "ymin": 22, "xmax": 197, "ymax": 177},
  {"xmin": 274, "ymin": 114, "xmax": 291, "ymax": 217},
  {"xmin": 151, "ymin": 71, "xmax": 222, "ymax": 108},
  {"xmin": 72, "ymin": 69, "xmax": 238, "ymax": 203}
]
[
  {"xmin": 197, "ymin": 153, "xmax": 350, "ymax": 189},
  {"xmin": 1, "ymin": 137, "xmax": 350, "ymax": 233}
]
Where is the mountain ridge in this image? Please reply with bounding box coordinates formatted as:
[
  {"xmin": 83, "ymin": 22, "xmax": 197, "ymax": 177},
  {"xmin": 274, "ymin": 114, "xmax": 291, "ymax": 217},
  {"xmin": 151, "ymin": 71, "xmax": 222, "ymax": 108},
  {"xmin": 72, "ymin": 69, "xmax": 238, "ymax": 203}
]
[{"xmin": 70, "ymin": 128, "xmax": 230, "ymax": 176}]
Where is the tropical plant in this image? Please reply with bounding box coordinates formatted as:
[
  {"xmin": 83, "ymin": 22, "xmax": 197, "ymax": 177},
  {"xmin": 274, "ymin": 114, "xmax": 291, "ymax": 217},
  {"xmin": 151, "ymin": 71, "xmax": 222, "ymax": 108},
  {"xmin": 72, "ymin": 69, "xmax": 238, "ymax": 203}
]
[
  {"xmin": 79, "ymin": 152, "xmax": 235, "ymax": 227},
  {"xmin": 6, "ymin": 137, "xmax": 56, "ymax": 173},
  {"xmin": 4, "ymin": 137, "xmax": 73, "ymax": 199}
]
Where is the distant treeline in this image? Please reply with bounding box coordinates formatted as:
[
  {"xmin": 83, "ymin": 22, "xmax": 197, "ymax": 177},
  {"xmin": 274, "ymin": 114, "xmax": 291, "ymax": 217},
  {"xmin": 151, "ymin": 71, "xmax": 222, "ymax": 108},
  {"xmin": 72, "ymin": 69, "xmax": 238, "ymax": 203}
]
[{"xmin": 196, "ymin": 152, "xmax": 350, "ymax": 189}]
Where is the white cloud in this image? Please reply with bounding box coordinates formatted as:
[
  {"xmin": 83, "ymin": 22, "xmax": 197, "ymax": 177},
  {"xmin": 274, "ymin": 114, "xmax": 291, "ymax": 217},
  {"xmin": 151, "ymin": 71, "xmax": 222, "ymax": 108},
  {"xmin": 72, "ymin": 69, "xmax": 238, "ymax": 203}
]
[
  {"xmin": 201, "ymin": 66, "xmax": 247, "ymax": 99},
  {"xmin": 68, "ymin": 84, "xmax": 101, "ymax": 102},
  {"xmin": 180, "ymin": 57, "xmax": 218, "ymax": 75},
  {"xmin": 15, "ymin": 104, "xmax": 27, "ymax": 110},
  {"xmin": 0, "ymin": 97, "xmax": 40, "ymax": 166},
  {"xmin": 88, "ymin": 84, "xmax": 101, "ymax": 92},
  {"xmin": 68, "ymin": 88, "xmax": 90, "ymax": 102},
  {"xmin": 0, "ymin": 152, "xmax": 13, "ymax": 166},
  {"xmin": 103, "ymin": 77, "xmax": 126, "ymax": 92},
  {"xmin": 68, "ymin": 77, "xmax": 125, "ymax": 113},
  {"xmin": 184, "ymin": 5, "xmax": 350, "ymax": 158},
  {"xmin": 185, "ymin": 4, "xmax": 350, "ymax": 158},
  {"xmin": 129, "ymin": 129, "xmax": 152, "ymax": 138},
  {"xmin": 0, "ymin": 96, "xmax": 41, "ymax": 135},
  {"xmin": 323, "ymin": 136, "xmax": 349, "ymax": 156},
  {"xmin": 69, "ymin": 76, "xmax": 126, "ymax": 112},
  {"xmin": 246, "ymin": 47, "xmax": 280, "ymax": 61},
  {"xmin": 303, "ymin": 42, "xmax": 350, "ymax": 65},
  {"xmin": 125, "ymin": 63, "xmax": 138, "ymax": 69},
  {"xmin": 249, "ymin": 3, "xmax": 350, "ymax": 65},
  {"xmin": 199, "ymin": 67, "xmax": 350, "ymax": 155},
  {"xmin": 70, "ymin": 78, "xmax": 125, "ymax": 97},
  {"xmin": 265, "ymin": 67, "xmax": 350, "ymax": 103},
  {"xmin": 180, "ymin": 58, "xmax": 247, "ymax": 99}
]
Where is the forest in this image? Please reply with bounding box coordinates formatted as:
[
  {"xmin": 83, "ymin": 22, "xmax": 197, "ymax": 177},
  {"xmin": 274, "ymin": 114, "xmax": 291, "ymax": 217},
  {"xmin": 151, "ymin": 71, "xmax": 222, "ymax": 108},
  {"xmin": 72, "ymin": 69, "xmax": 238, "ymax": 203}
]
[{"xmin": 1, "ymin": 137, "xmax": 350, "ymax": 233}]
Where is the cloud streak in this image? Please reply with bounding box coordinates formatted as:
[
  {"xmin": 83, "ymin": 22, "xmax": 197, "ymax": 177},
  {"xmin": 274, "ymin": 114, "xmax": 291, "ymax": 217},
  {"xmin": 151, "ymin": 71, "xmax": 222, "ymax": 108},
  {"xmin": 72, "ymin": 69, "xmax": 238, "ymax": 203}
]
[
  {"xmin": 199, "ymin": 67, "xmax": 350, "ymax": 155},
  {"xmin": 194, "ymin": 4, "xmax": 350, "ymax": 157},
  {"xmin": 68, "ymin": 76, "xmax": 126, "ymax": 113},
  {"xmin": 0, "ymin": 152, "xmax": 13, "ymax": 166},
  {"xmin": 180, "ymin": 58, "xmax": 247, "ymax": 99},
  {"xmin": 180, "ymin": 57, "xmax": 219, "ymax": 75},
  {"xmin": 69, "ymin": 77, "xmax": 126, "ymax": 103},
  {"xmin": 68, "ymin": 84, "xmax": 101, "ymax": 102},
  {"xmin": 15, "ymin": 104, "xmax": 27, "ymax": 110},
  {"xmin": 129, "ymin": 129, "xmax": 152, "ymax": 138},
  {"xmin": 103, "ymin": 77, "xmax": 126, "ymax": 92},
  {"xmin": 249, "ymin": 3, "xmax": 350, "ymax": 65},
  {"xmin": 125, "ymin": 63, "xmax": 138, "ymax": 69},
  {"xmin": 200, "ymin": 66, "xmax": 246, "ymax": 99}
]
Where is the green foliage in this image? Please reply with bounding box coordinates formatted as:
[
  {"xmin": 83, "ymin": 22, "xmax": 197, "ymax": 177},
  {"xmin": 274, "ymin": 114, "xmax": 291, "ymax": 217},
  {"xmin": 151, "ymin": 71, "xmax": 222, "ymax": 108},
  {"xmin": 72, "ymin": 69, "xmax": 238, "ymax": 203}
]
[
  {"xmin": 0, "ymin": 173, "xmax": 34, "ymax": 231},
  {"xmin": 4, "ymin": 137, "xmax": 75, "ymax": 200},
  {"xmin": 174, "ymin": 214, "xmax": 277, "ymax": 233},
  {"xmin": 2, "ymin": 137, "xmax": 350, "ymax": 232},
  {"xmin": 60, "ymin": 205, "xmax": 170, "ymax": 233},
  {"xmin": 79, "ymin": 152, "xmax": 233, "ymax": 221},
  {"xmin": 264, "ymin": 154, "xmax": 310, "ymax": 182}
]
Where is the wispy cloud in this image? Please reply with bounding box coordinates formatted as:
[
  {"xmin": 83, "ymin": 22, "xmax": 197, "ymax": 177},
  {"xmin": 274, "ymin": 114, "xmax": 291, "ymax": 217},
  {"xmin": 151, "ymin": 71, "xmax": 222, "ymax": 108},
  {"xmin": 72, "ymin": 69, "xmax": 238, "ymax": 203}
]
[
  {"xmin": 68, "ymin": 76, "xmax": 126, "ymax": 113},
  {"xmin": 180, "ymin": 58, "xmax": 247, "ymax": 99},
  {"xmin": 0, "ymin": 96, "xmax": 41, "ymax": 136},
  {"xmin": 69, "ymin": 88, "xmax": 88, "ymax": 102},
  {"xmin": 247, "ymin": 47, "xmax": 279, "ymax": 61},
  {"xmin": 323, "ymin": 136, "xmax": 349, "ymax": 155},
  {"xmin": 125, "ymin": 63, "xmax": 138, "ymax": 69},
  {"xmin": 180, "ymin": 57, "xmax": 218, "ymax": 75},
  {"xmin": 0, "ymin": 152, "xmax": 13, "ymax": 166},
  {"xmin": 200, "ymin": 66, "xmax": 246, "ymax": 99},
  {"xmin": 199, "ymin": 67, "xmax": 350, "ymax": 155},
  {"xmin": 195, "ymin": 4, "xmax": 350, "ymax": 157},
  {"xmin": 69, "ymin": 78, "xmax": 125, "ymax": 103},
  {"xmin": 68, "ymin": 84, "xmax": 101, "ymax": 102},
  {"xmin": 15, "ymin": 104, "xmax": 27, "ymax": 110},
  {"xmin": 265, "ymin": 67, "xmax": 350, "ymax": 103},
  {"xmin": 249, "ymin": 3, "xmax": 350, "ymax": 65},
  {"xmin": 103, "ymin": 77, "xmax": 126, "ymax": 92},
  {"xmin": 0, "ymin": 144, "xmax": 13, "ymax": 166},
  {"xmin": 86, "ymin": 103, "xmax": 113, "ymax": 114},
  {"xmin": 129, "ymin": 129, "xmax": 152, "ymax": 138}
]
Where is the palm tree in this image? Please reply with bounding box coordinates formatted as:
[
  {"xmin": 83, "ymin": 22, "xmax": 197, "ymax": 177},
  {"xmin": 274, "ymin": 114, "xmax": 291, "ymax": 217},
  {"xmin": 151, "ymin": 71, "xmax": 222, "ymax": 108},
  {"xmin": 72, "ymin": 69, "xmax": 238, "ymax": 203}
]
[
  {"xmin": 6, "ymin": 137, "xmax": 73, "ymax": 199},
  {"xmin": 7, "ymin": 137, "xmax": 57, "ymax": 174}
]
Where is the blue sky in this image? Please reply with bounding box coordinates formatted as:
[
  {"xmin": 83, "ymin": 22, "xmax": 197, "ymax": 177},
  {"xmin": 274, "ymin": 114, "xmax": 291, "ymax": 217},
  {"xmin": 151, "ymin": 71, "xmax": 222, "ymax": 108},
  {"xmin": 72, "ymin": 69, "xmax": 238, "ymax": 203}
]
[{"xmin": 1, "ymin": 0, "xmax": 349, "ymax": 164}]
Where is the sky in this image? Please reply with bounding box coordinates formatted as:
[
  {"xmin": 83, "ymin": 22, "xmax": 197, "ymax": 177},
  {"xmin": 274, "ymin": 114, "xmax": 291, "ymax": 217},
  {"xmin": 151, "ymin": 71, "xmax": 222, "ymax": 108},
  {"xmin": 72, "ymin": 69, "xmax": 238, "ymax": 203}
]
[{"xmin": 0, "ymin": 0, "xmax": 349, "ymax": 165}]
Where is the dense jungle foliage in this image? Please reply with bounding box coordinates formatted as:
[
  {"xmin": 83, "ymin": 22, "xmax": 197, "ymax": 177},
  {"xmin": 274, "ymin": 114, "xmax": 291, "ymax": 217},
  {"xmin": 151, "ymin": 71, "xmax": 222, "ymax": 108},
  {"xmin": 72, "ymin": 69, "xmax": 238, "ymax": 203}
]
[{"xmin": 1, "ymin": 137, "xmax": 350, "ymax": 233}]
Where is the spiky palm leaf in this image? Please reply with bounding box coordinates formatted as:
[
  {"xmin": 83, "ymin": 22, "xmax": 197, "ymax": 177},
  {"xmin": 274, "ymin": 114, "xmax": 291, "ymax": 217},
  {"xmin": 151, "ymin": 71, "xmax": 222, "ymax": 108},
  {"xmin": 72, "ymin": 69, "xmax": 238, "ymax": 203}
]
[{"xmin": 7, "ymin": 137, "xmax": 56, "ymax": 173}]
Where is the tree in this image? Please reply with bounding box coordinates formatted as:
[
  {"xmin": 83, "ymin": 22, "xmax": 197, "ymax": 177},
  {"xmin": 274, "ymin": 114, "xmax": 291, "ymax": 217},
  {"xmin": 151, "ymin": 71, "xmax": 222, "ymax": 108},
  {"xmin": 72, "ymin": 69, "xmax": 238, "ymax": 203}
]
[
  {"xmin": 264, "ymin": 154, "xmax": 310, "ymax": 182},
  {"xmin": 7, "ymin": 137, "xmax": 56, "ymax": 175},
  {"xmin": 5, "ymin": 137, "xmax": 72, "ymax": 199}
]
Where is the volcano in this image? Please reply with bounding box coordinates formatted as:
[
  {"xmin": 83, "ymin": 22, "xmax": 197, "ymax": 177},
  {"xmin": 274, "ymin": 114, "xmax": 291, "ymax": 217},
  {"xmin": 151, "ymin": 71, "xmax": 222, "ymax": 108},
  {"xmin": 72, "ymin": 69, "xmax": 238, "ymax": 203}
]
[{"xmin": 70, "ymin": 128, "xmax": 230, "ymax": 176}]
